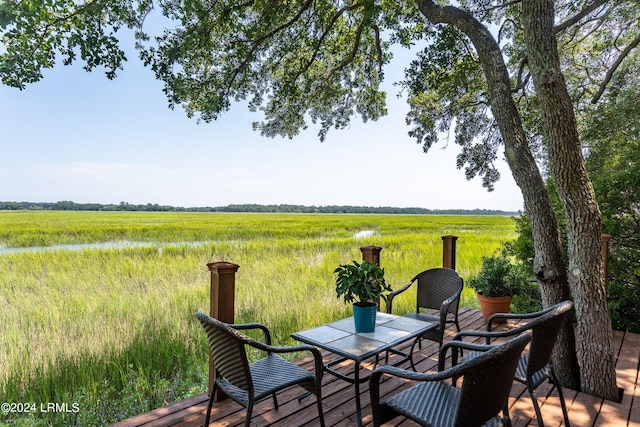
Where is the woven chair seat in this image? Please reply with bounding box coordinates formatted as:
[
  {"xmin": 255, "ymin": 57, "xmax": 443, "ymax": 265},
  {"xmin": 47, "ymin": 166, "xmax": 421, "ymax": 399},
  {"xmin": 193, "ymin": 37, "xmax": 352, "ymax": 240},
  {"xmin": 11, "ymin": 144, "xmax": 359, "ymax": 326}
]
[
  {"xmin": 382, "ymin": 381, "xmax": 462, "ymax": 427},
  {"xmin": 219, "ymin": 354, "xmax": 316, "ymax": 406}
]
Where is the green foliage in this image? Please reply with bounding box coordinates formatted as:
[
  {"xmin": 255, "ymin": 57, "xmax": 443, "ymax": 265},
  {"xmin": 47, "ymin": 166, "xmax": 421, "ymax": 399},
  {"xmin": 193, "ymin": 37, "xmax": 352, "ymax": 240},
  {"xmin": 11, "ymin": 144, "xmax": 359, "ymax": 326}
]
[
  {"xmin": 403, "ymin": 24, "xmax": 501, "ymax": 190},
  {"xmin": 583, "ymin": 77, "xmax": 640, "ymax": 333},
  {"xmin": 468, "ymin": 254, "xmax": 530, "ymax": 298},
  {"xmin": 334, "ymin": 260, "xmax": 392, "ymax": 306},
  {"xmin": 0, "ymin": 0, "xmax": 144, "ymax": 88},
  {"xmin": 491, "ymin": 231, "xmax": 543, "ymax": 313},
  {"xmin": 511, "ymin": 280, "xmax": 543, "ymax": 314},
  {"xmin": 504, "ymin": 179, "xmax": 567, "ymax": 266},
  {"xmin": 607, "ymin": 279, "xmax": 640, "ymax": 333},
  {"xmin": 137, "ymin": 0, "xmax": 399, "ymax": 141}
]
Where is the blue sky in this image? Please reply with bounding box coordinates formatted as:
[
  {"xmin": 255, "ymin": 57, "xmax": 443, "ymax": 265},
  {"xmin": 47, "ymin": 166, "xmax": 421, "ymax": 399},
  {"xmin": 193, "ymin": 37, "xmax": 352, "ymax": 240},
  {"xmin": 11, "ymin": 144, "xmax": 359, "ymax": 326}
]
[{"xmin": 0, "ymin": 39, "xmax": 524, "ymax": 211}]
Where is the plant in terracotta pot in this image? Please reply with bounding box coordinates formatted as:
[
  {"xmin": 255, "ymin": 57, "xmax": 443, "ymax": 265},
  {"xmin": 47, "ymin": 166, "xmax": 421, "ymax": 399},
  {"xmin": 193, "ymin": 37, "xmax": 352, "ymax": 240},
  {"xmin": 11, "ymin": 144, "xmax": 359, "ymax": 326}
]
[
  {"xmin": 335, "ymin": 260, "xmax": 392, "ymax": 332},
  {"xmin": 469, "ymin": 254, "xmax": 530, "ymax": 322}
]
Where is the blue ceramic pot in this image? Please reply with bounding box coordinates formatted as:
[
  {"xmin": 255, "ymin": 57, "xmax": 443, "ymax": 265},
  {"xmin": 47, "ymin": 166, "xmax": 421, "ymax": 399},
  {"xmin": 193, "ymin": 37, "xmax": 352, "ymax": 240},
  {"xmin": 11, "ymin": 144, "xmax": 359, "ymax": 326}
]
[{"xmin": 353, "ymin": 302, "xmax": 377, "ymax": 332}]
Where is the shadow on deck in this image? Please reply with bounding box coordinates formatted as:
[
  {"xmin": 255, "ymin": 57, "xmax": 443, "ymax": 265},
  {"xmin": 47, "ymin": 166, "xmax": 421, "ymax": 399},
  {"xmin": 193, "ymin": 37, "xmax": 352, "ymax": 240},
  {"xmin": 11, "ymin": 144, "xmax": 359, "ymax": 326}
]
[{"xmin": 112, "ymin": 308, "xmax": 640, "ymax": 427}]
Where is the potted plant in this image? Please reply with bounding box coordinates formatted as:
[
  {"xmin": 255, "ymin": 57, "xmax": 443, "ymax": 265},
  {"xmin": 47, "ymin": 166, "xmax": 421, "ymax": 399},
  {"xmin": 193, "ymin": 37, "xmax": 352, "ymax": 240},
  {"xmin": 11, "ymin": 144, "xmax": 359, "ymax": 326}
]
[
  {"xmin": 469, "ymin": 254, "xmax": 529, "ymax": 322},
  {"xmin": 335, "ymin": 260, "xmax": 392, "ymax": 332}
]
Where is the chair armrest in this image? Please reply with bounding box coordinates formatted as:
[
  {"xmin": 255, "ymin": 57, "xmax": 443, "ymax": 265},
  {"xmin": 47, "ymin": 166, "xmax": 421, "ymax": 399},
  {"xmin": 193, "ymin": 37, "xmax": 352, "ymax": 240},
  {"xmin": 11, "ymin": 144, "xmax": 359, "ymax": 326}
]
[
  {"xmin": 438, "ymin": 339, "xmax": 496, "ymax": 371},
  {"xmin": 453, "ymin": 323, "xmax": 532, "ymax": 345},
  {"xmin": 231, "ymin": 322, "xmax": 272, "ymax": 346},
  {"xmin": 437, "ymin": 288, "xmax": 462, "ymax": 327},
  {"xmin": 386, "ymin": 279, "xmax": 415, "ymax": 313},
  {"xmin": 486, "ymin": 304, "xmax": 555, "ymax": 330},
  {"xmin": 371, "ymin": 364, "xmax": 454, "ymax": 384}
]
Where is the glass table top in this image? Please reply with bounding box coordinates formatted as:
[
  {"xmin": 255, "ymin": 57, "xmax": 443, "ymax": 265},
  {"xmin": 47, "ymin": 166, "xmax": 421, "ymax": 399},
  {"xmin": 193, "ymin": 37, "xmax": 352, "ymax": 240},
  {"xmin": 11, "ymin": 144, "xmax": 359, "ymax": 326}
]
[{"xmin": 292, "ymin": 312, "xmax": 436, "ymax": 360}]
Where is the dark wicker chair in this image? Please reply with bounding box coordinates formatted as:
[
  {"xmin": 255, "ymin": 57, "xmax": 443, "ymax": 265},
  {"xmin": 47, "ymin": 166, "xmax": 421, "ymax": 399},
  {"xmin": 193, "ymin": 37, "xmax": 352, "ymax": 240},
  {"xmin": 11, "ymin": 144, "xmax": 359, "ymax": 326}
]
[
  {"xmin": 196, "ymin": 312, "xmax": 325, "ymax": 427},
  {"xmin": 453, "ymin": 300, "xmax": 574, "ymax": 427},
  {"xmin": 386, "ymin": 268, "xmax": 463, "ymax": 352},
  {"xmin": 370, "ymin": 334, "xmax": 531, "ymax": 427}
]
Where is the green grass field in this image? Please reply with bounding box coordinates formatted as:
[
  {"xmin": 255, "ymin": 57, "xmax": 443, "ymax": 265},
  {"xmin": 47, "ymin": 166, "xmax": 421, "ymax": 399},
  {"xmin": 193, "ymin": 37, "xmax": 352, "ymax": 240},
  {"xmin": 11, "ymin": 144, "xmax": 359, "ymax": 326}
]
[{"xmin": 0, "ymin": 211, "xmax": 517, "ymax": 426}]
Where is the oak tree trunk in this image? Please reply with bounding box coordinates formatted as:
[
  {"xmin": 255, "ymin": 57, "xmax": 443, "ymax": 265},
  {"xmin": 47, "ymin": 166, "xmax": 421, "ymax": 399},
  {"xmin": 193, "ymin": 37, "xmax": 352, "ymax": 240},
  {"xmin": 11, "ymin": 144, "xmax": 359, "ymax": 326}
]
[{"xmin": 522, "ymin": 0, "xmax": 618, "ymax": 400}]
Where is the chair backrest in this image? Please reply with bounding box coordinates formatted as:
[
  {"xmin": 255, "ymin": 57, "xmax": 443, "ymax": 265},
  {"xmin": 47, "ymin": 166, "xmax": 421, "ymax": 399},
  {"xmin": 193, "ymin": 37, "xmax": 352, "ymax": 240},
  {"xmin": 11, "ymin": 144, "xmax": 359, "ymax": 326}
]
[
  {"xmin": 455, "ymin": 334, "xmax": 531, "ymax": 426},
  {"xmin": 526, "ymin": 300, "xmax": 573, "ymax": 376},
  {"xmin": 414, "ymin": 268, "xmax": 463, "ymax": 315},
  {"xmin": 196, "ymin": 312, "xmax": 252, "ymax": 393}
]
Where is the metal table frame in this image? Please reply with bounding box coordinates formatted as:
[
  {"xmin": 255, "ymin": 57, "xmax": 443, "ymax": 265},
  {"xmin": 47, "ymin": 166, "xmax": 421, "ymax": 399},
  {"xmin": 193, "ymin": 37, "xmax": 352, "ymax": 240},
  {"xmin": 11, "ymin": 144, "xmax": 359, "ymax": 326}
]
[{"xmin": 291, "ymin": 312, "xmax": 436, "ymax": 426}]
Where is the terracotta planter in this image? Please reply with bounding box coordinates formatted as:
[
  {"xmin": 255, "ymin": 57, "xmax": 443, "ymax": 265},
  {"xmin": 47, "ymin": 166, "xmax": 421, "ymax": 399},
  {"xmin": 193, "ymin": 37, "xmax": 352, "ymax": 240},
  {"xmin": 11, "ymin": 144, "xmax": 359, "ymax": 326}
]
[{"xmin": 476, "ymin": 293, "xmax": 512, "ymax": 323}]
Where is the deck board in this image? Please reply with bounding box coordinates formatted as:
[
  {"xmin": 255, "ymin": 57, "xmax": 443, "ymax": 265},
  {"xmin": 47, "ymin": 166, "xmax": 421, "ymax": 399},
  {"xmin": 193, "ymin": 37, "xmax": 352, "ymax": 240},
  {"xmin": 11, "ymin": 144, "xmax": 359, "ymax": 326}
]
[{"xmin": 112, "ymin": 308, "xmax": 639, "ymax": 427}]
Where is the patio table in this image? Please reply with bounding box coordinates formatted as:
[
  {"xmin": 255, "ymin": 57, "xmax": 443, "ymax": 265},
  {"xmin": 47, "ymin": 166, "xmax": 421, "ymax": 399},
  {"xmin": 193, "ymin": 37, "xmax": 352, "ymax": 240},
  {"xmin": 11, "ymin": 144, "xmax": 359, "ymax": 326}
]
[{"xmin": 291, "ymin": 312, "xmax": 436, "ymax": 426}]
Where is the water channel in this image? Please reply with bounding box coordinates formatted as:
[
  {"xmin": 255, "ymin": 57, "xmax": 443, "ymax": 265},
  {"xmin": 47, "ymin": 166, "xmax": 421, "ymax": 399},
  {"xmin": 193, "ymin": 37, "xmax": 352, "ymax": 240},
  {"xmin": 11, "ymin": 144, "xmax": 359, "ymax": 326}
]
[{"xmin": 0, "ymin": 230, "xmax": 378, "ymax": 255}]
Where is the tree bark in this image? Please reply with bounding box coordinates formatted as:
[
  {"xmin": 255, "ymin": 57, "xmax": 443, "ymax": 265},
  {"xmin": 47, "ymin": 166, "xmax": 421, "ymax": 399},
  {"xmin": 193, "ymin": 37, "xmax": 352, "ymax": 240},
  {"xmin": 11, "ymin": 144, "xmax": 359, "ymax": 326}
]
[
  {"xmin": 415, "ymin": 0, "xmax": 582, "ymax": 388},
  {"xmin": 522, "ymin": 0, "xmax": 618, "ymax": 400}
]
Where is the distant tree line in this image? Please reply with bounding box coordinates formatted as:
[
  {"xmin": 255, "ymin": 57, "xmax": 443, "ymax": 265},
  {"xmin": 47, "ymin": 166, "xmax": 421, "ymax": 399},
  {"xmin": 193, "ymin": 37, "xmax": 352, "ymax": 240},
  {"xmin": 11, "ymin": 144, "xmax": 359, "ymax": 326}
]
[{"xmin": 0, "ymin": 200, "xmax": 518, "ymax": 215}]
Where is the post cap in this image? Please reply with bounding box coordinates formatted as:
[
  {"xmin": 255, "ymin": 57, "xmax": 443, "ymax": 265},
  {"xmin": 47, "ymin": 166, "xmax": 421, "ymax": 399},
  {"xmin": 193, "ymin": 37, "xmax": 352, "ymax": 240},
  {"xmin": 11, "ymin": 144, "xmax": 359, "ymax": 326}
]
[{"xmin": 207, "ymin": 261, "xmax": 240, "ymax": 273}]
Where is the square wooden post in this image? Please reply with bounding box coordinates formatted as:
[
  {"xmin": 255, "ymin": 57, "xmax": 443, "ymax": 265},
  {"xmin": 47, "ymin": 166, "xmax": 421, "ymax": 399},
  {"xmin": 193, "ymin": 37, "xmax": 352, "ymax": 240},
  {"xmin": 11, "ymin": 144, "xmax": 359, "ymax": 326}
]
[
  {"xmin": 206, "ymin": 261, "xmax": 239, "ymax": 401},
  {"xmin": 442, "ymin": 235, "xmax": 458, "ymax": 270},
  {"xmin": 360, "ymin": 246, "xmax": 382, "ymax": 309},
  {"xmin": 360, "ymin": 245, "xmax": 382, "ymax": 266}
]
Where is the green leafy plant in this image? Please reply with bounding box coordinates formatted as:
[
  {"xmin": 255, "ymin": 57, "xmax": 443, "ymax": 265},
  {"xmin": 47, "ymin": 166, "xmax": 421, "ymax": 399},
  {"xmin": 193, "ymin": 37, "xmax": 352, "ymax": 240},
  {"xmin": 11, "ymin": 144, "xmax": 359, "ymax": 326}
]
[
  {"xmin": 334, "ymin": 260, "xmax": 392, "ymax": 306},
  {"xmin": 469, "ymin": 255, "xmax": 530, "ymax": 297}
]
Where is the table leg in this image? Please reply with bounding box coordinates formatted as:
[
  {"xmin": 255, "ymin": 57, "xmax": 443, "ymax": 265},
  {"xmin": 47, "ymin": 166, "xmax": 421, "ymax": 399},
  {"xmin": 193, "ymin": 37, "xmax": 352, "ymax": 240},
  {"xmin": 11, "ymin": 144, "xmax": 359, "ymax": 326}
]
[{"xmin": 353, "ymin": 362, "xmax": 364, "ymax": 427}]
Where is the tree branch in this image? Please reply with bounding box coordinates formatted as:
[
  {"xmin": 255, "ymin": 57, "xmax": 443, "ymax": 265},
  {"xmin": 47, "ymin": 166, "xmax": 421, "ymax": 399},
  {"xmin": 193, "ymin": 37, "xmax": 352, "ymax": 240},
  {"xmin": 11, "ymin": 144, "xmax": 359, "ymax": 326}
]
[
  {"xmin": 25, "ymin": 0, "xmax": 102, "ymax": 79},
  {"xmin": 225, "ymin": 0, "xmax": 314, "ymax": 95},
  {"xmin": 554, "ymin": 0, "xmax": 609, "ymax": 33},
  {"xmin": 512, "ymin": 56, "xmax": 530, "ymax": 93},
  {"xmin": 591, "ymin": 31, "xmax": 640, "ymax": 104},
  {"xmin": 324, "ymin": 16, "xmax": 367, "ymax": 81},
  {"xmin": 478, "ymin": 0, "xmax": 521, "ymax": 22},
  {"xmin": 293, "ymin": 3, "xmax": 364, "ymax": 82},
  {"xmin": 373, "ymin": 23, "xmax": 383, "ymax": 71}
]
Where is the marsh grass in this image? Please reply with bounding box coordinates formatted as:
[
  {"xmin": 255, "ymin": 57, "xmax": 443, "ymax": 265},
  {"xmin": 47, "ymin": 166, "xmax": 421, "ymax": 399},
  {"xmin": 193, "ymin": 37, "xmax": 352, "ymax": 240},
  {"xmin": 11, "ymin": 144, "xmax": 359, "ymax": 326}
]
[{"xmin": 0, "ymin": 211, "xmax": 516, "ymax": 425}]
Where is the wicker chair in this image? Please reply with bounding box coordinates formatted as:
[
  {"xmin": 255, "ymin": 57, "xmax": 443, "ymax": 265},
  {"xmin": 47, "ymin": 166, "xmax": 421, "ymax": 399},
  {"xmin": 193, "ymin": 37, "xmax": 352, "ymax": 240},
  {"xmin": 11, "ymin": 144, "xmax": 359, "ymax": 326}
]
[
  {"xmin": 196, "ymin": 312, "xmax": 325, "ymax": 427},
  {"xmin": 370, "ymin": 334, "xmax": 531, "ymax": 427},
  {"xmin": 453, "ymin": 300, "xmax": 574, "ymax": 427},
  {"xmin": 386, "ymin": 268, "xmax": 463, "ymax": 356}
]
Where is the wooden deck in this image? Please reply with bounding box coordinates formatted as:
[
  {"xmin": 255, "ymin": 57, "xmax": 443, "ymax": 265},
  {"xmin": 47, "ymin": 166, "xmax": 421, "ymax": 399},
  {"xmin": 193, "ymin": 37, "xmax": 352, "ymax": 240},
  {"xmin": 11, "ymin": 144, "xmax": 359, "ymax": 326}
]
[{"xmin": 113, "ymin": 308, "xmax": 640, "ymax": 427}]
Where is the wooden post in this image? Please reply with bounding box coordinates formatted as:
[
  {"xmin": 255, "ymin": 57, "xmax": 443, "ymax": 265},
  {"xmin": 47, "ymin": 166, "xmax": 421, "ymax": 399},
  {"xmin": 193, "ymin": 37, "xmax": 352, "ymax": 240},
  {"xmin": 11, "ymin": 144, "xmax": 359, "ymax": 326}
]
[
  {"xmin": 206, "ymin": 261, "xmax": 240, "ymax": 401},
  {"xmin": 360, "ymin": 245, "xmax": 382, "ymax": 266},
  {"xmin": 361, "ymin": 246, "xmax": 382, "ymax": 310},
  {"xmin": 602, "ymin": 234, "xmax": 611, "ymax": 284},
  {"xmin": 442, "ymin": 235, "xmax": 458, "ymax": 270}
]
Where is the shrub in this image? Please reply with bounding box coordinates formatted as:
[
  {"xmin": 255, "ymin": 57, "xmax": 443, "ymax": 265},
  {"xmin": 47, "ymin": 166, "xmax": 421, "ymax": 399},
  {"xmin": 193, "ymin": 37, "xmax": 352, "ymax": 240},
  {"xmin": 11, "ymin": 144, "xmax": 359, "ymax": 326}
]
[{"xmin": 468, "ymin": 254, "xmax": 530, "ymax": 298}]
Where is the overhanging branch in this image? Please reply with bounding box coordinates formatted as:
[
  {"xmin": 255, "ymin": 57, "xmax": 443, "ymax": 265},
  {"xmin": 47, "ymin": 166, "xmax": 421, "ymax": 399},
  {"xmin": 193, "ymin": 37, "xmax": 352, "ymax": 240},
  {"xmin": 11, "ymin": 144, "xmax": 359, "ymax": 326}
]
[
  {"xmin": 554, "ymin": 0, "xmax": 609, "ymax": 33},
  {"xmin": 591, "ymin": 31, "xmax": 640, "ymax": 104},
  {"xmin": 225, "ymin": 0, "xmax": 314, "ymax": 95}
]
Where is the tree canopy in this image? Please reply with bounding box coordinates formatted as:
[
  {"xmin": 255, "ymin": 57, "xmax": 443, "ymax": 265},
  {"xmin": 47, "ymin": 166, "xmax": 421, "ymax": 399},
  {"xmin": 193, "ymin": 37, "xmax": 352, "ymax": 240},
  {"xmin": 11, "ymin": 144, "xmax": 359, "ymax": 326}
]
[{"xmin": 2, "ymin": 1, "xmax": 637, "ymax": 188}]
